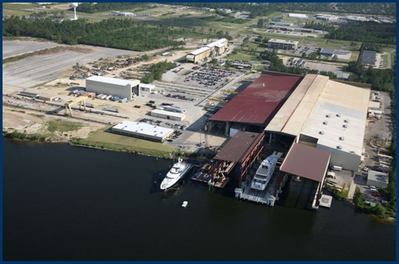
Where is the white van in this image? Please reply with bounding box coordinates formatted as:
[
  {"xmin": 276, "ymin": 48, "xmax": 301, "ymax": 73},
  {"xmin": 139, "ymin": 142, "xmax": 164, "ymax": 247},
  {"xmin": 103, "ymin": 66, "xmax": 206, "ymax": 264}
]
[{"xmin": 331, "ymin": 165, "xmax": 342, "ymax": 171}]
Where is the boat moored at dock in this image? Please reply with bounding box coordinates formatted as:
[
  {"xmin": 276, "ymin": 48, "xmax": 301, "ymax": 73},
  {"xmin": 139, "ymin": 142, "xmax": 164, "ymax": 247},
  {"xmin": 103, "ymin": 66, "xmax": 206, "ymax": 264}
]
[
  {"xmin": 250, "ymin": 154, "xmax": 278, "ymax": 191},
  {"xmin": 160, "ymin": 158, "xmax": 191, "ymax": 190}
]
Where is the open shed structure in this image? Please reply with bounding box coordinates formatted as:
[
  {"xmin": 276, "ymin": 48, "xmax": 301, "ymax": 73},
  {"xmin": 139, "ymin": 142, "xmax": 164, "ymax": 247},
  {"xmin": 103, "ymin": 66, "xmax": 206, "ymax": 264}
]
[
  {"xmin": 280, "ymin": 143, "xmax": 331, "ymax": 209},
  {"xmin": 211, "ymin": 131, "xmax": 265, "ymax": 187}
]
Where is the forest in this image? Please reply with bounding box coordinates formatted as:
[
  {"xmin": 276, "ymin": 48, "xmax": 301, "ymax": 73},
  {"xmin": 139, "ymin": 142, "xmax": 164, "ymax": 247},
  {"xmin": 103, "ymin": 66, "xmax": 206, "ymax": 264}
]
[
  {"xmin": 2, "ymin": 16, "xmax": 200, "ymax": 51},
  {"xmin": 345, "ymin": 60, "xmax": 396, "ymax": 92},
  {"xmin": 325, "ymin": 22, "xmax": 396, "ymax": 45},
  {"xmin": 75, "ymin": 3, "xmax": 148, "ymax": 13},
  {"xmin": 172, "ymin": 2, "xmax": 396, "ymax": 17}
]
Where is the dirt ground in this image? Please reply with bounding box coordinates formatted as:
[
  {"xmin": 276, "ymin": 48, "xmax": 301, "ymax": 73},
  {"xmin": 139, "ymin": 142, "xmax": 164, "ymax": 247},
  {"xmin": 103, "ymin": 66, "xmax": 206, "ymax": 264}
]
[{"xmin": 3, "ymin": 105, "xmax": 103, "ymax": 140}]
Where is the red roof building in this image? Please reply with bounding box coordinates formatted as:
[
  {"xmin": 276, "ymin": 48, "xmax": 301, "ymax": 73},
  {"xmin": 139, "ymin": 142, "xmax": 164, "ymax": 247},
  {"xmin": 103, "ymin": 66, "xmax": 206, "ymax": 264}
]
[{"xmin": 210, "ymin": 74, "xmax": 303, "ymax": 126}]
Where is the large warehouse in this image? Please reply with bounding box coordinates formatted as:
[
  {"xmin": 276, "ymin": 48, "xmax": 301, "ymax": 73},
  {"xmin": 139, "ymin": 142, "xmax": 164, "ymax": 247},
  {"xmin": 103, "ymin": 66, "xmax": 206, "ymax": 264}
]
[
  {"xmin": 209, "ymin": 72, "xmax": 303, "ymax": 135},
  {"xmin": 86, "ymin": 76, "xmax": 140, "ymax": 100},
  {"xmin": 186, "ymin": 38, "xmax": 228, "ymax": 63},
  {"xmin": 112, "ymin": 121, "xmax": 174, "ymax": 142},
  {"xmin": 266, "ymin": 74, "xmax": 371, "ymax": 171}
]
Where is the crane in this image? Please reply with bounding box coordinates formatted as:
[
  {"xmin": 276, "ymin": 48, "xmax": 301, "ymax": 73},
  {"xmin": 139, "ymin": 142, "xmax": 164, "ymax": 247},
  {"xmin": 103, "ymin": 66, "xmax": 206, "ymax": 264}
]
[{"xmin": 64, "ymin": 96, "xmax": 87, "ymax": 116}]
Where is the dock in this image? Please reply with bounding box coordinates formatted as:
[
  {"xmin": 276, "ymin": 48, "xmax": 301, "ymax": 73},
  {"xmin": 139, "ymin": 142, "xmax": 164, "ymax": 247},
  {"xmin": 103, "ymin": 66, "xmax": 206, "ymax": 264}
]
[
  {"xmin": 234, "ymin": 152, "xmax": 286, "ymax": 206},
  {"xmin": 319, "ymin": 194, "xmax": 333, "ymax": 208}
]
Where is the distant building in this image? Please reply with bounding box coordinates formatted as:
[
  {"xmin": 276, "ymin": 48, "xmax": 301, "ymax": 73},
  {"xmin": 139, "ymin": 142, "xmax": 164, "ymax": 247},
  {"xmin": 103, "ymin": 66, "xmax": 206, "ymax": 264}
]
[
  {"xmin": 320, "ymin": 48, "xmax": 335, "ymax": 57},
  {"xmin": 269, "ymin": 21, "xmax": 294, "ymax": 27},
  {"xmin": 288, "ymin": 13, "xmax": 308, "ymax": 19},
  {"xmin": 361, "ymin": 50, "xmax": 377, "ymax": 66},
  {"xmin": 320, "ymin": 48, "xmax": 352, "ymax": 60},
  {"xmin": 268, "ymin": 38, "xmax": 299, "ymax": 50},
  {"xmin": 315, "ymin": 14, "xmax": 340, "ymax": 21},
  {"xmin": 186, "ymin": 38, "xmax": 228, "ymax": 63}
]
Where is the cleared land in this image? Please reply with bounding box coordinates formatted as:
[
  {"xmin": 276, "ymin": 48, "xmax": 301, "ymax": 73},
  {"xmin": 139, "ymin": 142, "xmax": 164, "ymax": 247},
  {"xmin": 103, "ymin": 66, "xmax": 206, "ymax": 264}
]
[
  {"xmin": 76, "ymin": 127, "xmax": 175, "ymax": 157},
  {"xmin": 3, "ymin": 40, "xmax": 136, "ymax": 92},
  {"xmin": 2, "ymin": 40, "xmax": 59, "ymax": 58}
]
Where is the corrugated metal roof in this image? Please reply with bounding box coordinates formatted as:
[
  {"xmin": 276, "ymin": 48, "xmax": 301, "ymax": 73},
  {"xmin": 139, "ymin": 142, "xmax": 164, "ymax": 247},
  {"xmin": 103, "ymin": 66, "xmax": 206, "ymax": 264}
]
[
  {"xmin": 190, "ymin": 46, "xmax": 210, "ymax": 56},
  {"xmin": 280, "ymin": 143, "xmax": 330, "ymax": 182},
  {"xmin": 210, "ymin": 75, "xmax": 303, "ymax": 126},
  {"xmin": 214, "ymin": 131, "xmax": 261, "ymax": 162},
  {"xmin": 86, "ymin": 76, "xmax": 138, "ymax": 86}
]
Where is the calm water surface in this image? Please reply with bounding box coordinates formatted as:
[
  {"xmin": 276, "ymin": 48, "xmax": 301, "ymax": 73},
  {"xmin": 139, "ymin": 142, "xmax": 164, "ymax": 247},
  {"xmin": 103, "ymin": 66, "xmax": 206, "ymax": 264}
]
[{"xmin": 3, "ymin": 140, "xmax": 396, "ymax": 261}]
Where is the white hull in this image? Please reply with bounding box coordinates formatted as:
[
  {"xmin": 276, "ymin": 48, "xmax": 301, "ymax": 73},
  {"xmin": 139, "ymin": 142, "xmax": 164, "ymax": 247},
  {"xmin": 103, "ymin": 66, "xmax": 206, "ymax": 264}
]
[
  {"xmin": 250, "ymin": 155, "xmax": 278, "ymax": 191},
  {"xmin": 160, "ymin": 159, "xmax": 191, "ymax": 190}
]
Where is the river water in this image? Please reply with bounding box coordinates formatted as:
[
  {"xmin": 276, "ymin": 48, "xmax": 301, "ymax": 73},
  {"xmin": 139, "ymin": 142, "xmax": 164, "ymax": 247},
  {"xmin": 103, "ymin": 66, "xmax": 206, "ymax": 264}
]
[{"xmin": 3, "ymin": 140, "xmax": 396, "ymax": 261}]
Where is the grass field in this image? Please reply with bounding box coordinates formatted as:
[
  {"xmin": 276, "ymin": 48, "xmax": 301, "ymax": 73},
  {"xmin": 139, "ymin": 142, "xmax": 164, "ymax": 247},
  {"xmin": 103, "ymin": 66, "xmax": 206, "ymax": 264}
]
[
  {"xmin": 226, "ymin": 52, "xmax": 261, "ymax": 62},
  {"xmin": 47, "ymin": 119, "xmax": 84, "ymax": 133},
  {"xmin": 75, "ymin": 126, "xmax": 174, "ymax": 158},
  {"xmin": 382, "ymin": 54, "xmax": 389, "ymax": 68}
]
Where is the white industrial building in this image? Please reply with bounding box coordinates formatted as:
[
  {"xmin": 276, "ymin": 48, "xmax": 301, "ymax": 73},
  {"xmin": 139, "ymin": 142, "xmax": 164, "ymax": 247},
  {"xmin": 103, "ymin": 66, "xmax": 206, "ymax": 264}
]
[
  {"xmin": 266, "ymin": 74, "xmax": 371, "ymax": 171},
  {"xmin": 151, "ymin": 109, "xmax": 186, "ymax": 121},
  {"xmin": 86, "ymin": 76, "xmax": 140, "ymax": 100},
  {"xmin": 367, "ymin": 170, "xmax": 389, "ymax": 188},
  {"xmin": 288, "ymin": 13, "xmax": 308, "ymax": 19},
  {"xmin": 140, "ymin": 83, "xmax": 155, "ymax": 92},
  {"xmin": 186, "ymin": 38, "xmax": 228, "ymax": 63},
  {"xmin": 112, "ymin": 121, "xmax": 174, "ymax": 142}
]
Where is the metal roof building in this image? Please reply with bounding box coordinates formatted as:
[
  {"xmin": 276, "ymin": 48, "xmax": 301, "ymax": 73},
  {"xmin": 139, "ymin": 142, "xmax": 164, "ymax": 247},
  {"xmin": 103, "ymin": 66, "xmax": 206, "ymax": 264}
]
[
  {"xmin": 266, "ymin": 74, "xmax": 371, "ymax": 171},
  {"xmin": 210, "ymin": 74, "xmax": 303, "ymax": 128},
  {"xmin": 280, "ymin": 143, "xmax": 331, "ymax": 183},
  {"xmin": 86, "ymin": 76, "xmax": 140, "ymax": 100},
  {"xmin": 361, "ymin": 50, "xmax": 377, "ymax": 66},
  {"xmin": 112, "ymin": 121, "xmax": 174, "ymax": 142},
  {"xmin": 212, "ymin": 131, "xmax": 265, "ymax": 187},
  {"xmin": 280, "ymin": 142, "xmax": 331, "ymax": 209}
]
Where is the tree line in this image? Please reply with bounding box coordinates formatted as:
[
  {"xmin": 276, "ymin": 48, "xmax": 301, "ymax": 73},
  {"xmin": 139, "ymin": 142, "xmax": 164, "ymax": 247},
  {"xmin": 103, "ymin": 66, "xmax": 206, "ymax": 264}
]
[
  {"xmin": 141, "ymin": 61, "xmax": 177, "ymax": 84},
  {"xmin": 325, "ymin": 22, "xmax": 396, "ymax": 45},
  {"xmin": 169, "ymin": 2, "xmax": 395, "ymax": 17},
  {"xmin": 2, "ymin": 16, "xmax": 194, "ymax": 51},
  {"xmin": 76, "ymin": 3, "xmax": 148, "ymax": 13}
]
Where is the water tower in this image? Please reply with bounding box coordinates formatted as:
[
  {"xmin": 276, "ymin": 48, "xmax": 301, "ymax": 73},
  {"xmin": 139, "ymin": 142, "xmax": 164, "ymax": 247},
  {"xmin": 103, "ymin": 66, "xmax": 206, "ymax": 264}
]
[{"xmin": 70, "ymin": 3, "xmax": 78, "ymax": 20}]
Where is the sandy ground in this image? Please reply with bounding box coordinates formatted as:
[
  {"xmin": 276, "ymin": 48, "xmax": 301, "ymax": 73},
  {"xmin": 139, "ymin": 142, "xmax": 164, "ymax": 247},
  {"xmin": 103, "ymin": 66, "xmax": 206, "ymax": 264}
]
[{"xmin": 3, "ymin": 105, "xmax": 104, "ymax": 139}]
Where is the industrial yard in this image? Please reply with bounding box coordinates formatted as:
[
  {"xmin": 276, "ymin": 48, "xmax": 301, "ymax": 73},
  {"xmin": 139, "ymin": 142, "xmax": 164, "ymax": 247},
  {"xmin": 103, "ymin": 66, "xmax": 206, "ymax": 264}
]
[{"xmin": 2, "ymin": 3, "xmax": 396, "ymax": 216}]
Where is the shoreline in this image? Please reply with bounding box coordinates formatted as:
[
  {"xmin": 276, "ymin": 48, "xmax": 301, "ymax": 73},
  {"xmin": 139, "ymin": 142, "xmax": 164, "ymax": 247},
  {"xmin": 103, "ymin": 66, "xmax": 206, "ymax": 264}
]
[{"xmin": 2, "ymin": 134, "xmax": 395, "ymax": 221}]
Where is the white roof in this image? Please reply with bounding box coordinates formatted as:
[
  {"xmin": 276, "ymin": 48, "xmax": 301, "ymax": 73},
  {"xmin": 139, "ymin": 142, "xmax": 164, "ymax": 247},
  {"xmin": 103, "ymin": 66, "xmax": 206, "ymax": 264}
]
[
  {"xmin": 368, "ymin": 101, "xmax": 381, "ymax": 109},
  {"xmin": 206, "ymin": 38, "xmax": 228, "ymax": 48},
  {"xmin": 266, "ymin": 75, "xmax": 370, "ymax": 156},
  {"xmin": 190, "ymin": 46, "xmax": 211, "ymax": 56},
  {"xmin": 151, "ymin": 109, "xmax": 186, "ymax": 118},
  {"xmin": 300, "ymin": 80, "xmax": 370, "ymax": 156},
  {"xmin": 86, "ymin": 76, "xmax": 139, "ymax": 86},
  {"xmin": 269, "ymin": 38, "xmax": 299, "ymax": 45},
  {"xmin": 112, "ymin": 121, "xmax": 173, "ymax": 138},
  {"xmin": 140, "ymin": 83, "xmax": 155, "ymax": 89},
  {"xmin": 288, "ymin": 13, "xmax": 308, "ymax": 18}
]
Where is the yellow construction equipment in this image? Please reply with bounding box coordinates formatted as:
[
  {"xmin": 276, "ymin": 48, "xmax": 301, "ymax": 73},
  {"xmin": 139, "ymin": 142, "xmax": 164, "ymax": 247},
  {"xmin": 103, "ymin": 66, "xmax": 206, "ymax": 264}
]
[
  {"xmin": 208, "ymin": 98, "xmax": 228, "ymax": 103},
  {"xmin": 64, "ymin": 96, "xmax": 87, "ymax": 116},
  {"xmin": 221, "ymin": 90, "xmax": 239, "ymax": 94}
]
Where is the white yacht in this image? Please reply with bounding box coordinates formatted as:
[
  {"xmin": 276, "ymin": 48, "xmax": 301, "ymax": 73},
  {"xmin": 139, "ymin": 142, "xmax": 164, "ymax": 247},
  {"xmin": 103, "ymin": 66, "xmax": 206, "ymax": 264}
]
[
  {"xmin": 160, "ymin": 158, "xmax": 191, "ymax": 190},
  {"xmin": 250, "ymin": 154, "xmax": 278, "ymax": 191}
]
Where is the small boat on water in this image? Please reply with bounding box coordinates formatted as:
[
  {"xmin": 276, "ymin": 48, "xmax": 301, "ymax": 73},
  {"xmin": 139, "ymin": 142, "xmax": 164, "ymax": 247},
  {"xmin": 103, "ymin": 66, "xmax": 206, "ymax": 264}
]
[
  {"xmin": 182, "ymin": 201, "xmax": 188, "ymax": 208},
  {"xmin": 250, "ymin": 154, "xmax": 278, "ymax": 191},
  {"xmin": 160, "ymin": 157, "xmax": 191, "ymax": 190}
]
